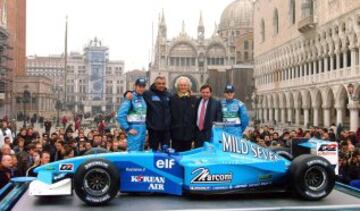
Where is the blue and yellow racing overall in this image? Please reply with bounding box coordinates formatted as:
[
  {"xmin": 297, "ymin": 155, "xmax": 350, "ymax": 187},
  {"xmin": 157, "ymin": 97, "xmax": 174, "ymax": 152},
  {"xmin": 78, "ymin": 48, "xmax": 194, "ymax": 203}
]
[
  {"xmin": 221, "ymin": 99, "xmax": 249, "ymax": 137},
  {"xmin": 117, "ymin": 91, "xmax": 147, "ymax": 151}
]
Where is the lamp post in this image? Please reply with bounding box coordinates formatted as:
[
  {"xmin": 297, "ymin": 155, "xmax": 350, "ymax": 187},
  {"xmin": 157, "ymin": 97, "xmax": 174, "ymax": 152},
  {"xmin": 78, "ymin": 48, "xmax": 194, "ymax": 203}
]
[{"xmin": 22, "ymin": 90, "xmax": 31, "ymax": 128}]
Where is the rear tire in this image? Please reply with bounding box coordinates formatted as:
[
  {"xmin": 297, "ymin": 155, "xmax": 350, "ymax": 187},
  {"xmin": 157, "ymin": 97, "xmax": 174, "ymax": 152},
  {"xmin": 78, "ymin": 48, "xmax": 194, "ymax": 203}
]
[
  {"xmin": 74, "ymin": 159, "xmax": 119, "ymax": 205},
  {"xmin": 289, "ymin": 154, "xmax": 335, "ymax": 200}
]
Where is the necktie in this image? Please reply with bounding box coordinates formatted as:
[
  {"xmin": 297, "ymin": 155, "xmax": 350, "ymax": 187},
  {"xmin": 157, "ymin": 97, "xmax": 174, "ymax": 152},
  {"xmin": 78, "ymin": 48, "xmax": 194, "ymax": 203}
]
[{"xmin": 199, "ymin": 100, "xmax": 206, "ymax": 131}]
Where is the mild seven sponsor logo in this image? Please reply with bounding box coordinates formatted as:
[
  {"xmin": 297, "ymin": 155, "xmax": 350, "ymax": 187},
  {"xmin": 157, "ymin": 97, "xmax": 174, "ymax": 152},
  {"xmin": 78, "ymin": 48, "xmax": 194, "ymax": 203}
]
[
  {"xmin": 222, "ymin": 133, "xmax": 279, "ymax": 161},
  {"xmin": 191, "ymin": 168, "xmax": 232, "ymax": 184}
]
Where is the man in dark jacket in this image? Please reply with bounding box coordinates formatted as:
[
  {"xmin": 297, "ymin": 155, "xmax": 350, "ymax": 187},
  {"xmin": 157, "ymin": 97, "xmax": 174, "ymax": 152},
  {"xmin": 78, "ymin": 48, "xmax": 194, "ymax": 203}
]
[
  {"xmin": 195, "ymin": 84, "xmax": 222, "ymax": 148},
  {"xmin": 0, "ymin": 154, "xmax": 13, "ymax": 189},
  {"xmin": 142, "ymin": 76, "xmax": 171, "ymax": 151},
  {"xmin": 170, "ymin": 77, "xmax": 197, "ymax": 152}
]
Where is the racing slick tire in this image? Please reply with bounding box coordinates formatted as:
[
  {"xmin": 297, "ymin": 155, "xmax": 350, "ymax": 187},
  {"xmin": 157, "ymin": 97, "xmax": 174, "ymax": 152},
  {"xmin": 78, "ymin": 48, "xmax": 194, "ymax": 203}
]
[
  {"xmin": 74, "ymin": 158, "xmax": 119, "ymax": 206},
  {"xmin": 289, "ymin": 154, "xmax": 335, "ymax": 200}
]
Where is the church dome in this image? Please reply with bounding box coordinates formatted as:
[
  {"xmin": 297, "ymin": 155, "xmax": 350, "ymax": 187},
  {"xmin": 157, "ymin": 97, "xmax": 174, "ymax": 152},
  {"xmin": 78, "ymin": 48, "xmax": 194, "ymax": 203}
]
[{"xmin": 218, "ymin": 0, "xmax": 253, "ymax": 33}]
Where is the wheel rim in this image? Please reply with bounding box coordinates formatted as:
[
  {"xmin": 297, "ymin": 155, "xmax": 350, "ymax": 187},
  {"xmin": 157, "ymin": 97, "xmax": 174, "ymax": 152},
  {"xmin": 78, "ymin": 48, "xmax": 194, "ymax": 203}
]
[
  {"xmin": 304, "ymin": 166, "xmax": 327, "ymax": 191},
  {"xmin": 83, "ymin": 168, "xmax": 111, "ymax": 196}
]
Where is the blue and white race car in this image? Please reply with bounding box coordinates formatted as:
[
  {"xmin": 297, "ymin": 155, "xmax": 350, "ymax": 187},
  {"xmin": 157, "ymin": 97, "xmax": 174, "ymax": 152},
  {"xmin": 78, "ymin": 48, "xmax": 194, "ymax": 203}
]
[{"xmin": 29, "ymin": 124, "xmax": 337, "ymax": 205}]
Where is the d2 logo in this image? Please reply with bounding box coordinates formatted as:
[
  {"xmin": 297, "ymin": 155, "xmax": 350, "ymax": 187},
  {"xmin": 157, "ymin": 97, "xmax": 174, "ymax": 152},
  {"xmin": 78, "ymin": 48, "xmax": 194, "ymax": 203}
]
[
  {"xmin": 156, "ymin": 159, "xmax": 175, "ymax": 169},
  {"xmin": 59, "ymin": 163, "xmax": 74, "ymax": 171}
]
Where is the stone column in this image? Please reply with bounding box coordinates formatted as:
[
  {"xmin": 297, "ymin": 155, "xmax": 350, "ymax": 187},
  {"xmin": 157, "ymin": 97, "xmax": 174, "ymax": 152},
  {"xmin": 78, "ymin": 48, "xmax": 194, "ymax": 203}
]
[
  {"xmin": 351, "ymin": 48, "xmax": 357, "ymax": 67},
  {"xmin": 259, "ymin": 107, "xmax": 263, "ymax": 123},
  {"xmin": 287, "ymin": 108, "xmax": 293, "ymax": 124},
  {"xmin": 335, "ymin": 106, "xmax": 344, "ymax": 126},
  {"xmin": 264, "ymin": 108, "xmax": 268, "ymax": 122},
  {"xmin": 330, "ymin": 54, "xmax": 335, "ymax": 71},
  {"xmin": 313, "ymin": 60, "xmax": 317, "ymax": 74},
  {"xmin": 303, "ymin": 108, "xmax": 310, "ymax": 128},
  {"xmin": 274, "ymin": 107, "xmax": 279, "ymax": 124},
  {"xmin": 300, "ymin": 65, "xmax": 303, "ymax": 76},
  {"xmin": 324, "ymin": 56, "xmax": 328, "ymax": 72},
  {"xmin": 318, "ymin": 57, "xmax": 323, "ymax": 73},
  {"xmin": 336, "ymin": 51, "xmax": 341, "ymax": 70},
  {"xmin": 343, "ymin": 49, "xmax": 348, "ymax": 68},
  {"xmin": 348, "ymin": 103, "xmax": 359, "ymax": 132},
  {"xmin": 295, "ymin": 108, "xmax": 301, "ymax": 126},
  {"xmin": 323, "ymin": 107, "xmax": 331, "ymax": 128},
  {"xmin": 281, "ymin": 107, "xmax": 286, "ymax": 124},
  {"xmin": 313, "ymin": 107, "xmax": 319, "ymax": 127},
  {"xmin": 269, "ymin": 108, "xmax": 274, "ymax": 123}
]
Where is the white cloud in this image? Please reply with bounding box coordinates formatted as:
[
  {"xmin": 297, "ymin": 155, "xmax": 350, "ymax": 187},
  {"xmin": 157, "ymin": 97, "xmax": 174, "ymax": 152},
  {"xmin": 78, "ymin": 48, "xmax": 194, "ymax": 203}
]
[{"xmin": 27, "ymin": 0, "xmax": 234, "ymax": 71}]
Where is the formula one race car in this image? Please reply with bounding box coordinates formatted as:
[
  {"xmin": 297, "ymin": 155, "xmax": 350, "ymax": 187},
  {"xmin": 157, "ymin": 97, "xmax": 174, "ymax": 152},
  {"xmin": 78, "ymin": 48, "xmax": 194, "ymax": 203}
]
[{"xmin": 28, "ymin": 124, "xmax": 337, "ymax": 205}]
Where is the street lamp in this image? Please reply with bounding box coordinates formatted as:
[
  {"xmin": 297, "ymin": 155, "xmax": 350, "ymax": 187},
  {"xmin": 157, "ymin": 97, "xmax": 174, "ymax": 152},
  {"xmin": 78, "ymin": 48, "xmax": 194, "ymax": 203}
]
[
  {"xmin": 55, "ymin": 100, "xmax": 62, "ymax": 127},
  {"xmin": 22, "ymin": 90, "xmax": 31, "ymax": 128}
]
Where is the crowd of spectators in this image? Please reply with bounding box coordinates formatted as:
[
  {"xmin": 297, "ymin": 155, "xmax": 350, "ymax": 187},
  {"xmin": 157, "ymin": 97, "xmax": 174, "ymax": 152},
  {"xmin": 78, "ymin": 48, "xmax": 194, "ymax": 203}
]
[{"xmin": 0, "ymin": 117, "xmax": 359, "ymax": 190}]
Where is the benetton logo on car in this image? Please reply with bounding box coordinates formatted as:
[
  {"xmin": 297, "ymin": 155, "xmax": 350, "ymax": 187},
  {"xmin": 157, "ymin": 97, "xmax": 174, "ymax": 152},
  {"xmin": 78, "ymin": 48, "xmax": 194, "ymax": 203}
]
[{"xmin": 191, "ymin": 168, "xmax": 232, "ymax": 184}]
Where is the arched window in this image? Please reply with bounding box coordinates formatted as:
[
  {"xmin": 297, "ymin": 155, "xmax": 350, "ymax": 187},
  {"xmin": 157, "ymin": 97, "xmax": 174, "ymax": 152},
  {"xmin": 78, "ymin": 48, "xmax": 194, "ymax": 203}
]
[
  {"xmin": 261, "ymin": 19, "xmax": 265, "ymax": 42},
  {"xmin": 289, "ymin": 0, "xmax": 296, "ymax": 24},
  {"xmin": 301, "ymin": 0, "xmax": 313, "ymax": 17},
  {"xmin": 273, "ymin": 9, "xmax": 279, "ymax": 34}
]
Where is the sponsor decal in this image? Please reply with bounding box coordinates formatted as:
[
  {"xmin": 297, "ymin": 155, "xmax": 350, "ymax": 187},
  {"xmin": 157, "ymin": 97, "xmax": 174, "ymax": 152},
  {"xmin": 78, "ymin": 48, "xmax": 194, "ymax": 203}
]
[
  {"xmin": 191, "ymin": 168, "xmax": 232, "ymax": 184},
  {"xmin": 131, "ymin": 175, "xmax": 165, "ymax": 183},
  {"xmin": 222, "ymin": 133, "xmax": 279, "ymax": 161},
  {"xmin": 84, "ymin": 161, "xmax": 109, "ymax": 169},
  {"xmin": 259, "ymin": 174, "xmax": 273, "ymax": 182},
  {"xmin": 125, "ymin": 167, "xmax": 145, "ymax": 172},
  {"xmin": 156, "ymin": 159, "xmax": 175, "ymax": 169},
  {"xmin": 59, "ymin": 163, "xmax": 74, "ymax": 171},
  {"xmin": 44, "ymin": 166, "xmax": 55, "ymax": 170},
  {"xmin": 148, "ymin": 183, "xmax": 164, "ymax": 191},
  {"xmin": 318, "ymin": 144, "xmax": 337, "ymax": 152},
  {"xmin": 306, "ymin": 159, "xmax": 329, "ymax": 167}
]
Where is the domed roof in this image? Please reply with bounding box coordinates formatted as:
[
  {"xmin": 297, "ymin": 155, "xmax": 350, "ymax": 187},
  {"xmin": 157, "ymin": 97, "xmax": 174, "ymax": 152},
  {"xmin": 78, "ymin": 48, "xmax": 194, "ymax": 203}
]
[{"xmin": 218, "ymin": 0, "xmax": 253, "ymax": 32}]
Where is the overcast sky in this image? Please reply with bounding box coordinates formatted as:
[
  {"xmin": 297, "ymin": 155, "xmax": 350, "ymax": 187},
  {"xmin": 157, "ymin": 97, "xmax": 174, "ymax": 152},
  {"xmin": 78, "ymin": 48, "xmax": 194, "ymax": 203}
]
[{"xmin": 27, "ymin": 0, "xmax": 234, "ymax": 71}]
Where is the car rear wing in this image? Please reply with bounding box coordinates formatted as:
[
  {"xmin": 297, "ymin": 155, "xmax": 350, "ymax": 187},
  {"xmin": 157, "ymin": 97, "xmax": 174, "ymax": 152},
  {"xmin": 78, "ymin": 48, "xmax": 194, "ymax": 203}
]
[{"xmin": 290, "ymin": 138, "xmax": 339, "ymax": 175}]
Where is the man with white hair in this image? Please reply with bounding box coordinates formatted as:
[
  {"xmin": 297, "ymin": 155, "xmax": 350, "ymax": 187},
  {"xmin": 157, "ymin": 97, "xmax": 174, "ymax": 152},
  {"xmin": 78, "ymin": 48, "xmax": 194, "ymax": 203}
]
[{"xmin": 170, "ymin": 76, "xmax": 197, "ymax": 152}]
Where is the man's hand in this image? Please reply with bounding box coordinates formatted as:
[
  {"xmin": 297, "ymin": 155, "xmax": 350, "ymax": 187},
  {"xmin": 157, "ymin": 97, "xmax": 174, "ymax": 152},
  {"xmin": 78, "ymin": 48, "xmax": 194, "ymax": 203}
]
[
  {"xmin": 128, "ymin": 129, "xmax": 138, "ymax": 135},
  {"xmin": 126, "ymin": 92, "xmax": 133, "ymax": 100}
]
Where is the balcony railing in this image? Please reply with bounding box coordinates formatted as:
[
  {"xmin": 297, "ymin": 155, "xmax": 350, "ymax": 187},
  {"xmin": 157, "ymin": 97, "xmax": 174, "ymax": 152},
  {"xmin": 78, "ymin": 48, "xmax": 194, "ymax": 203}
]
[{"xmin": 298, "ymin": 15, "xmax": 316, "ymax": 33}]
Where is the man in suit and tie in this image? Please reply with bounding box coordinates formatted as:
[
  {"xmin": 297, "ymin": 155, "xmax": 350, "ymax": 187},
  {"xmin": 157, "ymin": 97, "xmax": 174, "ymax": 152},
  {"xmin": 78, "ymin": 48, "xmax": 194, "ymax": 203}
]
[{"xmin": 195, "ymin": 84, "xmax": 222, "ymax": 148}]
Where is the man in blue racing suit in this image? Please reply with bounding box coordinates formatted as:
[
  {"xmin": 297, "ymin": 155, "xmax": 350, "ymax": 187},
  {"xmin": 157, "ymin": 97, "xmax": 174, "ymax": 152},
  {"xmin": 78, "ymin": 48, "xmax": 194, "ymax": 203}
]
[
  {"xmin": 221, "ymin": 84, "xmax": 249, "ymax": 137},
  {"xmin": 117, "ymin": 78, "xmax": 147, "ymax": 151}
]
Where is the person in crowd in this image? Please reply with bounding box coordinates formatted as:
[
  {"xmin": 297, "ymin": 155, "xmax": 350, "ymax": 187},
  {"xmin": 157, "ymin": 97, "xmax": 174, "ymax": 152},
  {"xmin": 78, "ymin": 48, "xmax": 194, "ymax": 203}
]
[
  {"xmin": 118, "ymin": 132, "xmax": 128, "ymax": 151},
  {"xmin": 0, "ymin": 154, "xmax": 13, "ymax": 189},
  {"xmin": 170, "ymin": 76, "xmax": 197, "ymax": 152},
  {"xmin": 26, "ymin": 150, "xmax": 41, "ymax": 176},
  {"xmin": 13, "ymin": 137, "xmax": 25, "ymax": 154},
  {"xmin": 220, "ymin": 84, "xmax": 249, "ymax": 137},
  {"xmin": 54, "ymin": 139, "xmax": 65, "ymax": 161},
  {"xmin": 118, "ymin": 78, "xmax": 147, "ymax": 151},
  {"xmin": 194, "ymin": 84, "xmax": 222, "ymax": 147},
  {"xmin": 61, "ymin": 115, "xmax": 68, "ymax": 129},
  {"xmin": 44, "ymin": 119, "xmax": 52, "ymax": 135},
  {"xmin": 0, "ymin": 120, "xmax": 13, "ymax": 148}
]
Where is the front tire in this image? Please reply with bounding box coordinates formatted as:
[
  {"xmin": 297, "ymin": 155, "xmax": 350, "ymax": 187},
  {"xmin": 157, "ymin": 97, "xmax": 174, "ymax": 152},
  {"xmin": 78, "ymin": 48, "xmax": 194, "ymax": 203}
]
[
  {"xmin": 74, "ymin": 159, "xmax": 119, "ymax": 205},
  {"xmin": 289, "ymin": 154, "xmax": 335, "ymax": 200}
]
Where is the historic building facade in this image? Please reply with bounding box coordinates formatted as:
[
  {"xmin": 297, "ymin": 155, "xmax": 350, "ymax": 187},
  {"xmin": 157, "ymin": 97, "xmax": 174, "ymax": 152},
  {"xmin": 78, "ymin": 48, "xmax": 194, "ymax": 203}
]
[
  {"xmin": 0, "ymin": 0, "xmax": 26, "ymax": 118},
  {"xmin": 27, "ymin": 38, "xmax": 126, "ymax": 115},
  {"xmin": 254, "ymin": 0, "xmax": 360, "ymax": 131},
  {"xmin": 149, "ymin": 0, "xmax": 254, "ymax": 94}
]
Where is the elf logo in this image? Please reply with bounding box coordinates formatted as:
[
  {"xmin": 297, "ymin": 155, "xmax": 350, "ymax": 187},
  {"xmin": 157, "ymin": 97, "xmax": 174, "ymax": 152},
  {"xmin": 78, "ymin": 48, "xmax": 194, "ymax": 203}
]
[{"xmin": 156, "ymin": 159, "xmax": 175, "ymax": 169}]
